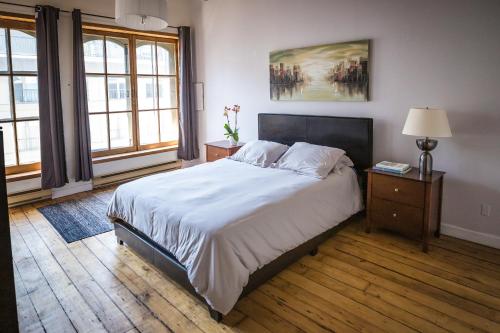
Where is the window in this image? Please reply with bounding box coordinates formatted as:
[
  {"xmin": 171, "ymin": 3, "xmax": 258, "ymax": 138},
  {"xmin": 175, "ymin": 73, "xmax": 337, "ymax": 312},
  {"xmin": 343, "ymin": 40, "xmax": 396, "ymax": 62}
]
[
  {"xmin": 136, "ymin": 39, "xmax": 178, "ymax": 147},
  {"xmin": 0, "ymin": 19, "xmax": 40, "ymax": 175},
  {"xmin": 84, "ymin": 33, "xmax": 133, "ymax": 154},
  {"xmin": 83, "ymin": 27, "xmax": 179, "ymax": 157}
]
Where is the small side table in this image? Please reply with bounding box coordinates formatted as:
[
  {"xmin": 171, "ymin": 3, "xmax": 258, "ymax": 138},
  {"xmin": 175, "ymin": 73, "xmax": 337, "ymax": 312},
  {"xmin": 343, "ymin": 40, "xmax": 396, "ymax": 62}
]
[
  {"xmin": 205, "ymin": 140, "xmax": 244, "ymax": 162},
  {"xmin": 365, "ymin": 167, "xmax": 445, "ymax": 252}
]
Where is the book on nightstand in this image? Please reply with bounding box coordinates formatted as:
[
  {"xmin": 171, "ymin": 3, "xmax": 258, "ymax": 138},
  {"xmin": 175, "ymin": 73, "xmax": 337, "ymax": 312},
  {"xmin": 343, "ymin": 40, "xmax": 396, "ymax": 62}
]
[{"xmin": 373, "ymin": 161, "xmax": 412, "ymax": 174}]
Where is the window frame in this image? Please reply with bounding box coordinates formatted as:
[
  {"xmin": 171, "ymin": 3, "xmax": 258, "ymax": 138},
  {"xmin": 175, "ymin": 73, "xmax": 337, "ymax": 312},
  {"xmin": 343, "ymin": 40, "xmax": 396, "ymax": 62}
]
[
  {"xmin": 0, "ymin": 16, "xmax": 40, "ymax": 175},
  {"xmin": 82, "ymin": 24, "xmax": 180, "ymax": 158}
]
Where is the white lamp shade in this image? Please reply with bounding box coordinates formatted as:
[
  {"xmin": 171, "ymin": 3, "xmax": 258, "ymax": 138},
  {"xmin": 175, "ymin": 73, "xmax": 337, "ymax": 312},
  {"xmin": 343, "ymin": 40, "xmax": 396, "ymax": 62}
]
[
  {"xmin": 115, "ymin": 0, "xmax": 168, "ymax": 31},
  {"xmin": 402, "ymin": 107, "xmax": 452, "ymax": 138}
]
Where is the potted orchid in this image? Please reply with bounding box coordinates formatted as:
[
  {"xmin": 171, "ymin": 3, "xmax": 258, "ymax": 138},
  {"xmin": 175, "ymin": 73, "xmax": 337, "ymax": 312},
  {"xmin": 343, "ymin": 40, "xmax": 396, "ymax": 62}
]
[{"xmin": 223, "ymin": 105, "xmax": 240, "ymax": 146}]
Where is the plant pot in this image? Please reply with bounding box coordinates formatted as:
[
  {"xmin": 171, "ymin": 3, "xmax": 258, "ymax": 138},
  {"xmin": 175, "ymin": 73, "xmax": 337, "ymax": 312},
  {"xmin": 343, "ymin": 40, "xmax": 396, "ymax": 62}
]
[{"xmin": 228, "ymin": 137, "xmax": 238, "ymax": 146}]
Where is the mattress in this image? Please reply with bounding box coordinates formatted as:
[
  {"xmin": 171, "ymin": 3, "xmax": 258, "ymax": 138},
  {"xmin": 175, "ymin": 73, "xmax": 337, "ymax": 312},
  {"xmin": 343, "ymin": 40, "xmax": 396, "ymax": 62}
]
[{"xmin": 107, "ymin": 158, "xmax": 363, "ymax": 314}]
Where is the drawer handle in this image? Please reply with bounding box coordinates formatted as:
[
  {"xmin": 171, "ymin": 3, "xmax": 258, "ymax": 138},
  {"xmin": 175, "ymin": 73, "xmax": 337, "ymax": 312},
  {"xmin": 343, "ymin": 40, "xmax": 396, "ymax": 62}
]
[
  {"xmin": 394, "ymin": 188, "xmax": 399, "ymax": 192},
  {"xmin": 392, "ymin": 213, "xmax": 397, "ymax": 218}
]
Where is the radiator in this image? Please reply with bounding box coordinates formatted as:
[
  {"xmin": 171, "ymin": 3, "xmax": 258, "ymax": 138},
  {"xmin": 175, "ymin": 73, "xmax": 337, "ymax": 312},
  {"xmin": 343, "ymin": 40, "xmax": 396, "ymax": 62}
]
[
  {"xmin": 8, "ymin": 188, "xmax": 52, "ymax": 207},
  {"xmin": 7, "ymin": 161, "xmax": 181, "ymax": 207},
  {"xmin": 92, "ymin": 160, "xmax": 181, "ymax": 189}
]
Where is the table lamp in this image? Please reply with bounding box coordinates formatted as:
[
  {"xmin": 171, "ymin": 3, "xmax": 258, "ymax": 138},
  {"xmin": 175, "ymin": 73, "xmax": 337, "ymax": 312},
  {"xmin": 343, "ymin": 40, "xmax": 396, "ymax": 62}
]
[{"xmin": 402, "ymin": 107, "xmax": 452, "ymax": 175}]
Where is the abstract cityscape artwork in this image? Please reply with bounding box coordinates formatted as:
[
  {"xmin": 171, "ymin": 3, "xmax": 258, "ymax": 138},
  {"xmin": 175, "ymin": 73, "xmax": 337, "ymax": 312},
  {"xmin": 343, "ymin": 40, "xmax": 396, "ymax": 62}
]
[{"xmin": 269, "ymin": 40, "xmax": 369, "ymax": 101}]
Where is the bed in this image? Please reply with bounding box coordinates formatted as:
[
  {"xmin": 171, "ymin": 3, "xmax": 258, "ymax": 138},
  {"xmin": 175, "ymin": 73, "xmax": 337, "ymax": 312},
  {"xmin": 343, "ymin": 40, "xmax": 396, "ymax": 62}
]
[{"xmin": 108, "ymin": 113, "xmax": 373, "ymax": 321}]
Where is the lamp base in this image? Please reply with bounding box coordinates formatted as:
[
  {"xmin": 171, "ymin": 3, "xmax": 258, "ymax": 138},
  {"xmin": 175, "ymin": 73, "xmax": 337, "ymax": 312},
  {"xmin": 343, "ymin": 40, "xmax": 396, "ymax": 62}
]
[
  {"xmin": 419, "ymin": 151, "xmax": 433, "ymax": 175},
  {"xmin": 416, "ymin": 138, "xmax": 438, "ymax": 176}
]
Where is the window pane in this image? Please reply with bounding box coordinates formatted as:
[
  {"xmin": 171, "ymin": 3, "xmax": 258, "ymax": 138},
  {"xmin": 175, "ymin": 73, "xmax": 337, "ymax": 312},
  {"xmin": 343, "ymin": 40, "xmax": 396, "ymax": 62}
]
[
  {"xmin": 157, "ymin": 42, "xmax": 176, "ymax": 75},
  {"xmin": 0, "ymin": 28, "xmax": 7, "ymax": 72},
  {"xmin": 106, "ymin": 37, "xmax": 130, "ymax": 74},
  {"xmin": 0, "ymin": 76, "xmax": 11, "ymax": 120},
  {"xmin": 158, "ymin": 77, "xmax": 177, "ymax": 108},
  {"xmin": 139, "ymin": 111, "xmax": 159, "ymax": 145},
  {"xmin": 160, "ymin": 109, "xmax": 178, "ymax": 142},
  {"xmin": 1, "ymin": 122, "xmax": 16, "ymax": 166},
  {"xmin": 83, "ymin": 34, "xmax": 104, "ymax": 73},
  {"xmin": 17, "ymin": 120, "xmax": 40, "ymax": 164},
  {"xmin": 10, "ymin": 30, "xmax": 37, "ymax": 72},
  {"xmin": 89, "ymin": 114, "xmax": 109, "ymax": 151},
  {"xmin": 13, "ymin": 76, "xmax": 38, "ymax": 118},
  {"xmin": 110, "ymin": 112, "xmax": 133, "ymax": 148},
  {"xmin": 136, "ymin": 40, "xmax": 156, "ymax": 75},
  {"xmin": 108, "ymin": 76, "xmax": 131, "ymax": 111},
  {"xmin": 86, "ymin": 75, "xmax": 106, "ymax": 113},
  {"xmin": 137, "ymin": 76, "xmax": 157, "ymax": 110}
]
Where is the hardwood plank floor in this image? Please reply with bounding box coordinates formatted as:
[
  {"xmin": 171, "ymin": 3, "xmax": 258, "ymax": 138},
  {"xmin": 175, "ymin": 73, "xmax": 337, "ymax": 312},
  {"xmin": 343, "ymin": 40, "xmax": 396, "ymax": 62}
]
[{"xmin": 11, "ymin": 188, "xmax": 500, "ymax": 333}]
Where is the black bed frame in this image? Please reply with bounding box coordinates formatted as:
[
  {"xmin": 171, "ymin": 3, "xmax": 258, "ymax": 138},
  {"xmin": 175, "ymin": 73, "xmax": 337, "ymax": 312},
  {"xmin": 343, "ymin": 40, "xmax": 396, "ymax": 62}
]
[{"xmin": 114, "ymin": 113, "xmax": 373, "ymax": 322}]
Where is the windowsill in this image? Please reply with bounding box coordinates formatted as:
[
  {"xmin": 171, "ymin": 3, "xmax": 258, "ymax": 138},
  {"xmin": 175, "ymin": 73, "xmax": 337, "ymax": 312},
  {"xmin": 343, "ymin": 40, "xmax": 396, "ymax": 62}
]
[
  {"xmin": 6, "ymin": 170, "xmax": 41, "ymax": 183},
  {"xmin": 92, "ymin": 145, "xmax": 178, "ymax": 164}
]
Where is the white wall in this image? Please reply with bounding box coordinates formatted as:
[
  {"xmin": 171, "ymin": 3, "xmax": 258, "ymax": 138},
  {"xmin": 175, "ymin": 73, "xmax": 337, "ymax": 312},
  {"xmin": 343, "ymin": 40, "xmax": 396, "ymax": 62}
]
[
  {"xmin": 191, "ymin": 0, "xmax": 500, "ymax": 244},
  {"xmin": 1, "ymin": 0, "xmax": 192, "ymax": 196}
]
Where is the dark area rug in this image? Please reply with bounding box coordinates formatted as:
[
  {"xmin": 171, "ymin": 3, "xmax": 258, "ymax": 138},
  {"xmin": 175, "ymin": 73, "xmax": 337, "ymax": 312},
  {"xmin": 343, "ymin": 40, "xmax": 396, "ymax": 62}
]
[{"xmin": 38, "ymin": 191, "xmax": 115, "ymax": 243}]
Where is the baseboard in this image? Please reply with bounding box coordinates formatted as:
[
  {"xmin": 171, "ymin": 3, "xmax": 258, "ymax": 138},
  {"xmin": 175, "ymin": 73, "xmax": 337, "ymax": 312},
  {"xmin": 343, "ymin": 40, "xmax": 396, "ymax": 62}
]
[
  {"xmin": 441, "ymin": 223, "xmax": 500, "ymax": 249},
  {"xmin": 52, "ymin": 181, "xmax": 93, "ymax": 199}
]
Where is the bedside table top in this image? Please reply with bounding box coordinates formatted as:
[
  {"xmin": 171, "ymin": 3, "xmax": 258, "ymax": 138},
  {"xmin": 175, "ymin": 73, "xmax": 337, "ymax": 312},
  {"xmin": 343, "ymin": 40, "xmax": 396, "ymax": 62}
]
[
  {"xmin": 366, "ymin": 167, "xmax": 445, "ymax": 183},
  {"xmin": 205, "ymin": 140, "xmax": 245, "ymax": 149}
]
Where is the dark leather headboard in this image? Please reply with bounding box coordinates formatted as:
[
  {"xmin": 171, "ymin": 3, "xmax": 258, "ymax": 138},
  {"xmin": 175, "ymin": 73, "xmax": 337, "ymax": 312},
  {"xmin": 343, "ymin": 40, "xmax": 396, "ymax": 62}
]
[{"xmin": 258, "ymin": 113, "xmax": 373, "ymax": 189}]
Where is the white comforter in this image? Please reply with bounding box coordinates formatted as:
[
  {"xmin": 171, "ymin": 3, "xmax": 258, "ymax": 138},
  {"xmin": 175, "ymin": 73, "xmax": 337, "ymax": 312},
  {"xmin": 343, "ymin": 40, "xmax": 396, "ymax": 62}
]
[{"xmin": 107, "ymin": 158, "xmax": 362, "ymax": 314}]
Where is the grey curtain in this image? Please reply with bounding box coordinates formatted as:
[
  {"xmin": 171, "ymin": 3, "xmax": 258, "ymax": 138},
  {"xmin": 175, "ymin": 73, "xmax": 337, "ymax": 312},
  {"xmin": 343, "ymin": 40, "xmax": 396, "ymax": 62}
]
[
  {"xmin": 72, "ymin": 9, "xmax": 93, "ymax": 181},
  {"xmin": 36, "ymin": 5, "xmax": 68, "ymax": 189},
  {"xmin": 177, "ymin": 26, "xmax": 199, "ymax": 160}
]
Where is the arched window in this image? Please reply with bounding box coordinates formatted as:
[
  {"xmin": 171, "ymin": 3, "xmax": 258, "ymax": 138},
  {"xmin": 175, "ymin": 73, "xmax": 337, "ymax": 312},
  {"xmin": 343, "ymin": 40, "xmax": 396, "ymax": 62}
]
[
  {"xmin": 83, "ymin": 27, "xmax": 179, "ymax": 157},
  {"xmin": 136, "ymin": 39, "xmax": 178, "ymax": 146},
  {"xmin": 84, "ymin": 34, "xmax": 132, "ymax": 153}
]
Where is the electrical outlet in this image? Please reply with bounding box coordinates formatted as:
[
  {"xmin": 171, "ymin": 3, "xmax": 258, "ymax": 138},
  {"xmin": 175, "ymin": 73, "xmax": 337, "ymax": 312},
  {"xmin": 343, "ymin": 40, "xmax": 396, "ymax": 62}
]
[{"xmin": 480, "ymin": 204, "xmax": 491, "ymax": 217}]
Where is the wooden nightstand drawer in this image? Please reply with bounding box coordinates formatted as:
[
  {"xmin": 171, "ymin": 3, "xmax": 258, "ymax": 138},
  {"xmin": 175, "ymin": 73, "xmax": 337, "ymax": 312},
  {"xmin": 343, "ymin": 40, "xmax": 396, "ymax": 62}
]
[
  {"xmin": 206, "ymin": 146, "xmax": 229, "ymax": 162},
  {"xmin": 371, "ymin": 198, "xmax": 423, "ymax": 238},
  {"xmin": 372, "ymin": 173, "xmax": 425, "ymax": 208}
]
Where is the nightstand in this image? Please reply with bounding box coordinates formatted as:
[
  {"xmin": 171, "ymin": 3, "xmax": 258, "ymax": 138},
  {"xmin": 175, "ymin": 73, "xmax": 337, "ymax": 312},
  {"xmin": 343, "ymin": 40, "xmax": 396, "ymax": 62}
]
[
  {"xmin": 365, "ymin": 167, "xmax": 445, "ymax": 252},
  {"xmin": 205, "ymin": 140, "xmax": 244, "ymax": 162}
]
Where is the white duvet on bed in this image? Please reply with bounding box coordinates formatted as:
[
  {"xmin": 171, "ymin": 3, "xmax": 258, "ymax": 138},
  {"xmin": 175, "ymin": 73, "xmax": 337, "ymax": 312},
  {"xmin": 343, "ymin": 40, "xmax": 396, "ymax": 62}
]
[{"xmin": 107, "ymin": 158, "xmax": 362, "ymax": 314}]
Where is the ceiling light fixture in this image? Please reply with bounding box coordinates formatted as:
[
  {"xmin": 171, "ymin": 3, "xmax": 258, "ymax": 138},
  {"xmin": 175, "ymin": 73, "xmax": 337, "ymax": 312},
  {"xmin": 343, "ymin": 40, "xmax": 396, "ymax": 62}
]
[{"xmin": 115, "ymin": 0, "xmax": 168, "ymax": 31}]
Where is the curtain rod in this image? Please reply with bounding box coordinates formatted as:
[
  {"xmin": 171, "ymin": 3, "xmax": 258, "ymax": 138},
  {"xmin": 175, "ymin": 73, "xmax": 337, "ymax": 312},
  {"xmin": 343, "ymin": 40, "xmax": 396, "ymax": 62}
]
[{"xmin": 0, "ymin": 1, "xmax": 180, "ymax": 28}]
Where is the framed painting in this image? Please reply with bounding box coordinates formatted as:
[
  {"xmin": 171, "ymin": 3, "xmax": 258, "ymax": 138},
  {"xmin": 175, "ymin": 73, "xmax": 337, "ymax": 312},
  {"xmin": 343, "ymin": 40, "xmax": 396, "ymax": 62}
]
[{"xmin": 270, "ymin": 40, "xmax": 369, "ymax": 101}]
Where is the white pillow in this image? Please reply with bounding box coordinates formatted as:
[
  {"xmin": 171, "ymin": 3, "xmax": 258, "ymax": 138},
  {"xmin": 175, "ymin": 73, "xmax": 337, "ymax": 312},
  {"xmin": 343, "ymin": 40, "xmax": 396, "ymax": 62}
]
[
  {"xmin": 275, "ymin": 142, "xmax": 346, "ymax": 179},
  {"xmin": 229, "ymin": 140, "xmax": 289, "ymax": 167},
  {"xmin": 333, "ymin": 155, "xmax": 355, "ymax": 174}
]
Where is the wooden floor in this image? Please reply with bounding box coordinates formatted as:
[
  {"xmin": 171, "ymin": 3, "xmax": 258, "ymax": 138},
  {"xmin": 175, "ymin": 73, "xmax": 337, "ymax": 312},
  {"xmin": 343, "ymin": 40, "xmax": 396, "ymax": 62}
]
[{"xmin": 11, "ymin": 188, "xmax": 500, "ymax": 333}]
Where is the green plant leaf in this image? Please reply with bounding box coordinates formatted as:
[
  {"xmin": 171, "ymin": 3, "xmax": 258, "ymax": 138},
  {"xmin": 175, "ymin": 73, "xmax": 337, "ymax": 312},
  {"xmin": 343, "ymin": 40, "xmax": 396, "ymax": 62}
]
[{"xmin": 224, "ymin": 123, "xmax": 233, "ymax": 135}]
